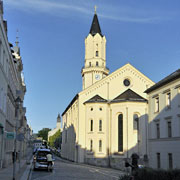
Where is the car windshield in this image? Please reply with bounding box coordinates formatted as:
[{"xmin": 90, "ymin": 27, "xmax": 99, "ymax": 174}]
[{"xmin": 37, "ymin": 151, "xmax": 51, "ymax": 157}]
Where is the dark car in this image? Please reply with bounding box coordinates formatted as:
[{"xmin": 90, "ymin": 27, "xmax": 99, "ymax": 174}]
[{"xmin": 33, "ymin": 148, "xmax": 54, "ymax": 171}]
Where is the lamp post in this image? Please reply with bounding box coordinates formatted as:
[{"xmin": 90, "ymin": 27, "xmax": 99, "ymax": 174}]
[{"xmin": 13, "ymin": 96, "xmax": 22, "ymax": 180}]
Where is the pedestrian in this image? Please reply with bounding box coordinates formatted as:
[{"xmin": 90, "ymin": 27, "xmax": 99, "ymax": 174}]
[{"xmin": 46, "ymin": 153, "xmax": 53, "ymax": 171}]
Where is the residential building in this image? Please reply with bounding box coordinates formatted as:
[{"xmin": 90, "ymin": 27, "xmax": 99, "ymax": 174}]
[
  {"xmin": 0, "ymin": 1, "xmax": 28, "ymax": 168},
  {"xmin": 0, "ymin": 0, "xmax": 8, "ymax": 168},
  {"xmin": 33, "ymin": 139, "xmax": 43, "ymax": 149},
  {"xmin": 145, "ymin": 69, "xmax": 180, "ymax": 169}
]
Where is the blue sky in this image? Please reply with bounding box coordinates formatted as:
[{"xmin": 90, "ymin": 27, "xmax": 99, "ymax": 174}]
[{"xmin": 3, "ymin": 0, "xmax": 180, "ymax": 133}]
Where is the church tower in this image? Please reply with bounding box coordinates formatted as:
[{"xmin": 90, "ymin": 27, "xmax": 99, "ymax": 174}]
[
  {"xmin": 81, "ymin": 8, "xmax": 109, "ymax": 90},
  {"xmin": 56, "ymin": 113, "xmax": 61, "ymax": 129}
]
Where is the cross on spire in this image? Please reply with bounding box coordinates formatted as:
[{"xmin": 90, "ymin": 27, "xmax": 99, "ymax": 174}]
[
  {"xmin": 90, "ymin": 6, "xmax": 102, "ymax": 37},
  {"xmin": 94, "ymin": 5, "xmax": 97, "ymax": 14}
]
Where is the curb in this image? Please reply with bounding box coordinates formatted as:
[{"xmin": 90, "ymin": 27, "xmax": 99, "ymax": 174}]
[{"xmin": 20, "ymin": 159, "xmax": 33, "ymax": 180}]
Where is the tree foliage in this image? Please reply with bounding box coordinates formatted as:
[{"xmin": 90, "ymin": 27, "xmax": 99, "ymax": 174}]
[
  {"xmin": 37, "ymin": 128, "xmax": 51, "ymax": 141},
  {"xmin": 48, "ymin": 130, "xmax": 62, "ymax": 148}
]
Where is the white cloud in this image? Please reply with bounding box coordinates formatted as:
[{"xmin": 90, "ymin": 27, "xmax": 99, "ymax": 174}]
[{"xmin": 4, "ymin": 0, "xmax": 167, "ymax": 23}]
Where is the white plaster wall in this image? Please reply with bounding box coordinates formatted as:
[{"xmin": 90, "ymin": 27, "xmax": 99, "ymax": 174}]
[{"xmin": 148, "ymin": 78, "xmax": 180, "ymax": 169}]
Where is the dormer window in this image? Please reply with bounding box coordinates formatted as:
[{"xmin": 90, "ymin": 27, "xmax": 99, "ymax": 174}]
[{"xmin": 96, "ymin": 51, "xmax": 99, "ymax": 57}]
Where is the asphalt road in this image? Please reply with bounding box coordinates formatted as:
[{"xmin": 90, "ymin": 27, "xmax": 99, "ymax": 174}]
[{"xmin": 29, "ymin": 156, "xmax": 125, "ymax": 180}]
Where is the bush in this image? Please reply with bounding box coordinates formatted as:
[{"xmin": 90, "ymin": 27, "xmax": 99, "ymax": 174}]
[
  {"xmin": 137, "ymin": 168, "xmax": 180, "ymax": 180},
  {"xmin": 119, "ymin": 174, "xmax": 132, "ymax": 180},
  {"xmin": 119, "ymin": 168, "xmax": 180, "ymax": 180}
]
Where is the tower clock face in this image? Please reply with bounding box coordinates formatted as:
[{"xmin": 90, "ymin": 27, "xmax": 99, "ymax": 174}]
[{"xmin": 95, "ymin": 74, "xmax": 100, "ymax": 80}]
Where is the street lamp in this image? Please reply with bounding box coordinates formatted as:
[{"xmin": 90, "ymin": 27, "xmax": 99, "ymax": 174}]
[{"xmin": 13, "ymin": 96, "xmax": 22, "ymax": 180}]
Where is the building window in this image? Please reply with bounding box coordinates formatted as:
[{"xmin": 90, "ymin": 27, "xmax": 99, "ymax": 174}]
[
  {"xmin": 90, "ymin": 120, "xmax": 93, "ymax": 131},
  {"xmin": 96, "ymin": 61, "xmax": 99, "ymax": 66},
  {"xmin": 155, "ymin": 97, "xmax": 159, "ymax": 112},
  {"xmin": 167, "ymin": 121, "xmax": 172, "ymax": 138},
  {"xmin": 168, "ymin": 153, "xmax": 173, "ymax": 169},
  {"xmin": 123, "ymin": 79, "xmax": 130, "ymax": 87},
  {"xmin": 99, "ymin": 140, "xmax": 102, "ymax": 152},
  {"xmin": 90, "ymin": 107, "xmax": 93, "ymax": 111},
  {"xmin": 90, "ymin": 140, "xmax": 93, "ymax": 152},
  {"xmin": 99, "ymin": 107, "xmax": 102, "ymax": 111},
  {"xmin": 118, "ymin": 114, "xmax": 123, "ymax": 152},
  {"xmin": 156, "ymin": 123, "xmax": 160, "ymax": 139},
  {"xmin": 157, "ymin": 153, "xmax": 161, "ymax": 169},
  {"xmin": 89, "ymin": 62, "xmax": 91, "ymax": 67},
  {"xmin": 133, "ymin": 114, "xmax": 139, "ymax": 130},
  {"xmin": 99, "ymin": 120, "xmax": 102, "ymax": 131},
  {"xmin": 96, "ymin": 51, "xmax": 98, "ymax": 57},
  {"xmin": 166, "ymin": 92, "xmax": 171, "ymax": 107}
]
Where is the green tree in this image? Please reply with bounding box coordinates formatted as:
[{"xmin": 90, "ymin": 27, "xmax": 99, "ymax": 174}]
[
  {"xmin": 37, "ymin": 128, "xmax": 51, "ymax": 141},
  {"xmin": 48, "ymin": 130, "xmax": 61, "ymax": 148}
]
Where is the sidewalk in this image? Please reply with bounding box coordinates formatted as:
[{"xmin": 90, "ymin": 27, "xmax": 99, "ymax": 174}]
[{"xmin": 0, "ymin": 148, "xmax": 33, "ymax": 180}]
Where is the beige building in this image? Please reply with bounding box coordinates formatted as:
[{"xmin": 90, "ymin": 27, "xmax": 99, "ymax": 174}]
[
  {"xmin": 61, "ymin": 11, "xmax": 154, "ymax": 169},
  {"xmin": 0, "ymin": 1, "xmax": 28, "ymax": 168},
  {"xmin": 145, "ymin": 70, "xmax": 180, "ymax": 169},
  {"xmin": 48, "ymin": 114, "xmax": 61, "ymax": 141},
  {"xmin": 0, "ymin": 1, "xmax": 8, "ymax": 168}
]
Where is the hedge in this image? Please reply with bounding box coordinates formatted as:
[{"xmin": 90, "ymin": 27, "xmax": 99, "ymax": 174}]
[{"xmin": 119, "ymin": 168, "xmax": 180, "ymax": 180}]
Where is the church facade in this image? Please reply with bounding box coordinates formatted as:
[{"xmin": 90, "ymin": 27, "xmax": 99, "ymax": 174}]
[{"xmin": 61, "ymin": 11, "xmax": 155, "ymax": 169}]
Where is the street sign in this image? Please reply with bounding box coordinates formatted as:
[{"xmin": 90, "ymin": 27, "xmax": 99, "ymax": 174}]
[{"xmin": 6, "ymin": 132, "xmax": 15, "ymax": 139}]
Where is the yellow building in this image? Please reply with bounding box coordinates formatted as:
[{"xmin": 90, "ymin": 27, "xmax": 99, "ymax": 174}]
[{"xmin": 61, "ymin": 11, "xmax": 154, "ymax": 169}]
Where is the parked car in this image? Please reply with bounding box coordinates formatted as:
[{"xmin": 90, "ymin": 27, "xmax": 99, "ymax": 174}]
[{"xmin": 33, "ymin": 148, "xmax": 54, "ymax": 171}]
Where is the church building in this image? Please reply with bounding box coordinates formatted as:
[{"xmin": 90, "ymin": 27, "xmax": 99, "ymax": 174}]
[
  {"xmin": 61, "ymin": 10, "xmax": 154, "ymax": 169},
  {"xmin": 48, "ymin": 114, "xmax": 61, "ymax": 141}
]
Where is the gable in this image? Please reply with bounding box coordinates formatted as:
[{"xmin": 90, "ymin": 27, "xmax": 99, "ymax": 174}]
[
  {"xmin": 111, "ymin": 89, "xmax": 147, "ymax": 103},
  {"xmin": 84, "ymin": 94, "xmax": 107, "ymax": 104},
  {"xmin": 79, "ymin": 63, "xmax": 154, "ymax": 105}
]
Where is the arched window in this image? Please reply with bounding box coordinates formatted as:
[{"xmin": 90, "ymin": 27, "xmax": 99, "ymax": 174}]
[
  {"xmin": 96, "ymin": 51, "xmax": 99, "ymax": 57},
  {"xmin": 90, "ymin": 120, "xmax": 93, "ymax": 131},
  {"xmin": 90, "ymin": 140, "xmax": 93, "ymax": 151},
  {"xmin": 133, "ymin": 114, "xmax": 139, "ymax": 130},
  {"xmin": 99, "ymin": 140, "xmax": 102, "ymax": 152},
  {"xmin": 99, "ymin": 120, "xmax": 102, "ymax": 131},
  {"xmin": 118, "ymin": 114, "xmax": 123, "ymax": 152},
  {"xmin": 96, "ymin": 61, "xmax": 99, "ymax": 66}
]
